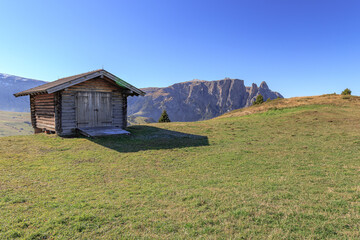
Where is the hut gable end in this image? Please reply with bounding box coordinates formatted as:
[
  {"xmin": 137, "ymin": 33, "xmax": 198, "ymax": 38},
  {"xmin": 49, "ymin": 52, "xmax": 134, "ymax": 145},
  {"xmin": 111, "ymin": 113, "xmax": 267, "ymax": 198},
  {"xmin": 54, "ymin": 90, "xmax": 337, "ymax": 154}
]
[{"xmin": 67, "ymin": 77, "xmax": 122, "ymax": 92}]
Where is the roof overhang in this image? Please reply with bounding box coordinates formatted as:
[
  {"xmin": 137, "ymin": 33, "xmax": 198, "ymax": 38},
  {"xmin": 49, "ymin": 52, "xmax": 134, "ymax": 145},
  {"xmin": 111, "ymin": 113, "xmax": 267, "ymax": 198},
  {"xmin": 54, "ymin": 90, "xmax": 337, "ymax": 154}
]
[{"xmin": 14, "ymin": 70, "xmax": 145, "ymax": 97}]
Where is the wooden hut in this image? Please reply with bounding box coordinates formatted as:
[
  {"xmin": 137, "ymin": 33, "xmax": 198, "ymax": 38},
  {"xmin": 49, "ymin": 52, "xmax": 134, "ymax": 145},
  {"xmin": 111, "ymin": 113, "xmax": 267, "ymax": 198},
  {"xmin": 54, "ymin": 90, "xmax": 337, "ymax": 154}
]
[{"xmin": 14, "ymin": 69, "xmax": 145, "ymax": 137}]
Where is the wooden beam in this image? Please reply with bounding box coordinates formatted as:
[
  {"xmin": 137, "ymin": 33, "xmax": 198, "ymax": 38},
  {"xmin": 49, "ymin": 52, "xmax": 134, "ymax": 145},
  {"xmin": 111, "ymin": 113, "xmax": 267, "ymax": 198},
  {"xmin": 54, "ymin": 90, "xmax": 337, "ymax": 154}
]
[
  {"xmin": 54, "ymin": 91, "xmax": 62, "ymax": 134},
  {"xmin": 30, "ymin": 95, "xmax": 37, "ymax": 129}
]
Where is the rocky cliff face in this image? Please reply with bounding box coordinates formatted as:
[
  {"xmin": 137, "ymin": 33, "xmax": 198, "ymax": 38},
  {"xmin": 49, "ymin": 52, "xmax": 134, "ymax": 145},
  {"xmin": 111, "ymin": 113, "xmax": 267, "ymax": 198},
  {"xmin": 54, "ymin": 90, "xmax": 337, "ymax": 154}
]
[
  {"xmin": 0, "ymin": 73, "xmax": 46, "ymax": 112},
  {"xmin": 128, "ymin": 78, "xmax": 283, "ymax": 122}
]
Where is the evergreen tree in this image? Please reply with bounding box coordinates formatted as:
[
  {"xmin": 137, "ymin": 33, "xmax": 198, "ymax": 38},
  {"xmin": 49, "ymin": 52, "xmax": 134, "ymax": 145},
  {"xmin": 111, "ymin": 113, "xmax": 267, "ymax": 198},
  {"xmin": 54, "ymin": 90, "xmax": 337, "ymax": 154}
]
[
  {"xmin": 253, "ymin": 94, "xmax": 264, "ymax": 105},
  {"xmin": 158, "ymin": 110, "xmax": 171, "ymax": 123}
]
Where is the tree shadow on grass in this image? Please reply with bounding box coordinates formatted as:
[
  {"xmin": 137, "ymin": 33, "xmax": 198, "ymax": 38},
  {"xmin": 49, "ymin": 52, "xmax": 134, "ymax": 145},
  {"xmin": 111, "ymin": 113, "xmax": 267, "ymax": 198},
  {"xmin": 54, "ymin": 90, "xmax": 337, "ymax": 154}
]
[{"xmin": 88, "ymin": 125, "xmax": 209, "ymax": 153}]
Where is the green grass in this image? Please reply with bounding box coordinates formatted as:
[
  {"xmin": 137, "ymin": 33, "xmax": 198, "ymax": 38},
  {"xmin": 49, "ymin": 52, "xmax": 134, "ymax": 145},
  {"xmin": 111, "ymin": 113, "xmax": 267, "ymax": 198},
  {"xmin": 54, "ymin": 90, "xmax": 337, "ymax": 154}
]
[
  {"xmin": 0, "ymin": 111, "xmax": 33, "ymax": 137},
  {"xmin": 0, "ymin": 103, "xmax": 359, "ymax": 239}
]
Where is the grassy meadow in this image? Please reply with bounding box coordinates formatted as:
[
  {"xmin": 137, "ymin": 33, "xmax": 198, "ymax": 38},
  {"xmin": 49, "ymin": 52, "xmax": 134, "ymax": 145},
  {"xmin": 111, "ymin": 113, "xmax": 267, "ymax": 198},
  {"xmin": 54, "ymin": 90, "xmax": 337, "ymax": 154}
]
[
  {"xmin": 0, "ymin": 111, "xmax": 33, "ymax": 137},
  {"xmin": 0, "ymin": 95, "xmax": 359, "ymax": 239}
]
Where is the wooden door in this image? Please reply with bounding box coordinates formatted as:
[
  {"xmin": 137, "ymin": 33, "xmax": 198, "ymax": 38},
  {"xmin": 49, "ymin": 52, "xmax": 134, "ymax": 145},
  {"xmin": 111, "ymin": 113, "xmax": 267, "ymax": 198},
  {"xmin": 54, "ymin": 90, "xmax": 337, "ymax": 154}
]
[
  {"xmin": 76, "ymin": 92, "xmax": 95, "ymax": 127},
  {"xmin": 96, "ymin": 92, "xmax": 112, "ymax": 126},
  {"xmin": 76, "ymin": 92, "xmax": 112, "ymax": 127}
]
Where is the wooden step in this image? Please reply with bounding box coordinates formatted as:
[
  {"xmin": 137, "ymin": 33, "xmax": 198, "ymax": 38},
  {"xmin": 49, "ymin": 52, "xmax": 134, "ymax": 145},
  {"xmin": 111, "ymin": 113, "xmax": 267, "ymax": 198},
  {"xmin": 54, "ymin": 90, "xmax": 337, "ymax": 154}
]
[{"xmin": 77, "ymin": 127, "xmax": 130, "ymax": 137}]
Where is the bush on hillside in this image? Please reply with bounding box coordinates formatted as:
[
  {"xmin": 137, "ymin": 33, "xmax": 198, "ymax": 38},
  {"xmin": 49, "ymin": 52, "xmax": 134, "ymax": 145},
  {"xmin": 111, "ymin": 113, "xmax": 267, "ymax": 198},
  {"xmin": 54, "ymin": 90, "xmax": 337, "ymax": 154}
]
[
  {"xmin": 253, "ymin": 94, "xmax": 264, "ymax": 105},
  {"xmin": 158, "ymin": 110, "xmax": 171, "ymax": 123},
  {"xmin": 341, "ymin": 88, "xmax": 351, "ymax": 95}
]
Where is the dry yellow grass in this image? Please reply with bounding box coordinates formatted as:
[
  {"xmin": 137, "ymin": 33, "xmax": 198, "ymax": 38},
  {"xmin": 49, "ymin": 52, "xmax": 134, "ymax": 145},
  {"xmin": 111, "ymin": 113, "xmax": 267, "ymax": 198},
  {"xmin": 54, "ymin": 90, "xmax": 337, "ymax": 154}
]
[{"xmin": 217, "ymin": 94, "xmax": 360, "ymax": 119}]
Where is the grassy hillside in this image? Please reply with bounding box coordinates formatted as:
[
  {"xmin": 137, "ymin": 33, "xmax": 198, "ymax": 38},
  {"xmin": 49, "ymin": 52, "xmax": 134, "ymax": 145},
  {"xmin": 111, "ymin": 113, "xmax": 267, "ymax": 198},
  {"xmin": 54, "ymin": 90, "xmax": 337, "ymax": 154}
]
[
  {"xmin": 0, "ymin": 111, "xmax": 32, "ymax": 137},
  {"xmin": 218, "ymin": 93, "xmax": 360, "ymax": 118},
  {"xmin": 0, "ymin": 95, "xmax": 359, "ymax": 239},
  {"xmin": 128, "ymin": 115, "xmax": 156, "ymax": 125}
]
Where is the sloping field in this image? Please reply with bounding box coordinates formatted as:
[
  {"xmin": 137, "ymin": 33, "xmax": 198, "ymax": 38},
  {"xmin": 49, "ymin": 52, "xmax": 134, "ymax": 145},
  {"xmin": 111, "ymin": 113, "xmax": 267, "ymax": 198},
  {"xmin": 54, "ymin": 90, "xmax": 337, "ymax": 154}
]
[
  {"xmin": 0, "ymin": 111, "xmax": 32, "ymax": 137},
  {"xmin": 0, "ymin": 95, "xmax": 359, "ymax": 239},
  {"xmin": 218, "ymin": 94, "xmax": 360, "ymax": 118}
]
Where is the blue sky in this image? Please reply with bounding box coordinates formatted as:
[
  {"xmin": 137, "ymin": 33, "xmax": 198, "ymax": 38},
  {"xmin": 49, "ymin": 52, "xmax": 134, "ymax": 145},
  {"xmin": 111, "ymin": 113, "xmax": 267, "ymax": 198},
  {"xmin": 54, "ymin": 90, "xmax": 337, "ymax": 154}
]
[{"xmin": 0, "ymin": 0, "xmax": 359, "ymax": 97}]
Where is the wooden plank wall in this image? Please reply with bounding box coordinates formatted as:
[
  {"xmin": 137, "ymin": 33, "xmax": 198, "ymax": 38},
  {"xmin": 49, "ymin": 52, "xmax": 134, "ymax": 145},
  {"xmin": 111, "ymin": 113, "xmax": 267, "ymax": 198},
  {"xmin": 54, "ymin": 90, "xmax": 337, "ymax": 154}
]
[
  {"xmin": 61, "ymin": 91, "xmax": 76, "ymax": 135},
  {"xmin": 68, "ymin": 77, "xmax": 120, "ymax": 92},
  {"xmin": 33, "ymin": 93, "xmax": 56, "ymax": 131},
  {"xmin": 59, "ymin": 77, "xmax": 128, "ymax": 135},
  {"xmin": 112, "ymin": 92, "xmax": 123, "ymax": 127},
  {"xmin": 122, "ymin": 94, "xmax": 127, "ymax": 129}
]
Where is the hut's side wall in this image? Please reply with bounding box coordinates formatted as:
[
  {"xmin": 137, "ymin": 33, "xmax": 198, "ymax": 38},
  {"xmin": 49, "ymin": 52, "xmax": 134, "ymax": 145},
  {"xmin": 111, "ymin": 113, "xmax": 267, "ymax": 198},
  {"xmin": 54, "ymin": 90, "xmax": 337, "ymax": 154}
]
[
  {"xmin": 60, "ymin": 90, "xmax": 76, "ymax": 136},
  {"xmin": 112, "ymin": 91, "xmax": 124, "ymax": 128},
  {"xmin": 59, "ymin": 77, "xmax": 128, "ymax": 136},
  {"xmin": 122, "ymin": 94, "xmax": 127, "ymax": 129},
  {"xmin": 33, "ymin": 93, "xmax": 56, "ymax": 131}
]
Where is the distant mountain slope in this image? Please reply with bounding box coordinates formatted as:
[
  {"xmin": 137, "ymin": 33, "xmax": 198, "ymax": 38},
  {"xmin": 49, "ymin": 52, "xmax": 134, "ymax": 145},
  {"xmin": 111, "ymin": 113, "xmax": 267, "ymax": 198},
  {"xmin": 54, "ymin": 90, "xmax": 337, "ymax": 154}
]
[
  {"xmin": 0, "ymin": 73, "xmax": 46, "ymax": 112},
  {"xmin": 128, "ymin": 78, "xmax": 283, "ymax": 122}
]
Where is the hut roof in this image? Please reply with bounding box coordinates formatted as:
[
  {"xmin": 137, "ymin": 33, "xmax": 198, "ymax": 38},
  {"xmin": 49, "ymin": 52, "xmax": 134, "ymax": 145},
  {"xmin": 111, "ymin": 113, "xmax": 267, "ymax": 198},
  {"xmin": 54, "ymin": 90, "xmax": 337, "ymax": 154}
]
[{"xmin": 14, "ymin": 69, "xmax": 145, "ymax": 97}]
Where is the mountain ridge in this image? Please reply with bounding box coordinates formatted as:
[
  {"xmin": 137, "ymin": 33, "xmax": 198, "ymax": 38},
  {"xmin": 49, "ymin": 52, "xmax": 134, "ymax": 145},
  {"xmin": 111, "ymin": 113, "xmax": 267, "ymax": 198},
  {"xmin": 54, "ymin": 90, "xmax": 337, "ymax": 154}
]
[
  {"xmin": 128, "ymin": 78, "xmax": 283, "ymax": 122},
  {"xmin": 0, "ymin": 73, "xmax": 47, "ymax": 112}
]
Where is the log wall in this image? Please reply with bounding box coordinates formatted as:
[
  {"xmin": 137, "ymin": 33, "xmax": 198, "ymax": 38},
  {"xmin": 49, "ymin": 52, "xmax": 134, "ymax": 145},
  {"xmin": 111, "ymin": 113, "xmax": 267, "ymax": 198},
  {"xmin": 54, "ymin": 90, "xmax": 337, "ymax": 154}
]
[{"xmin": 32, "ymin": 93, "xmax": 56, "ymax": 131}]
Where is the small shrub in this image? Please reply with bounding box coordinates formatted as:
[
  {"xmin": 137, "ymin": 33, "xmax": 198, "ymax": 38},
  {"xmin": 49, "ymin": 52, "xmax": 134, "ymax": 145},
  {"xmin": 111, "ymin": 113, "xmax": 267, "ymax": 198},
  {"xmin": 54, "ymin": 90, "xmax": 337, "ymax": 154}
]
[
  {"xmin": 158, "ymin": 110, "xmax": 171, "ymax": 123},
  {"xmin": 341, "ymin": 88, "xmax": 351, "ymax": 95},
  {"xmin": 253, "ymin": 94, "xmax": 264, "ymax": 105},
  {"xmin": 266, "ymin": 98, "xmax": 271, "ymax": 102}
]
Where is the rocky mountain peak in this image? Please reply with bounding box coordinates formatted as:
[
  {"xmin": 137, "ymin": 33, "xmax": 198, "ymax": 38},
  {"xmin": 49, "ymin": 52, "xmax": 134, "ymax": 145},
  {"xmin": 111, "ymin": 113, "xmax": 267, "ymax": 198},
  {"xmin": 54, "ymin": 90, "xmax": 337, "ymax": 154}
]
[
  {"xmin": 249, "ymin": 83, "xmax": 258, "ymax": 95},
  {"xmin": 128, "ymin": 78, "xmax": 283, "ymax": 122},
  {"xmin": 260, "ymin": 81, "xmax": 269, "ymax": 90}
]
